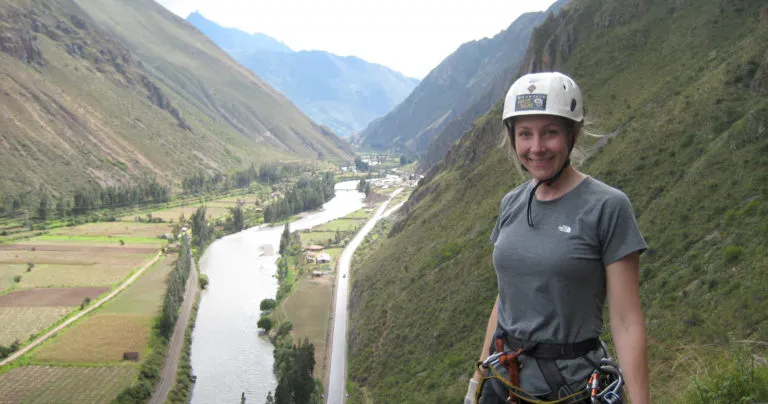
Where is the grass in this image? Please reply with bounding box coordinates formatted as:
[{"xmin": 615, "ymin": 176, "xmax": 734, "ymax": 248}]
[
  {"xmin": 280, "ymin": 277, "xmax": 334, "ymax": 378},
  {"xmin": 0, "ymin": 365, "xmax": 137, "ymax": 403},
  {"xmin": 101, "ymin": 254, "xmax": 175, "ymax": 314},
  {"xmin": 31, "ymin": 314, "xmax": 152, "ymax": 364},
  {"xmin": 299, "ymin": 231, "xmax": 337, "ymax": 246},
  {"xmin": 311, "ymin": 218, "xmax": 365, "ymax": 232},
  {"xmin": 0, "ymin": 252, "xmax": 156, "ymax": 288},
  {"xmin": 48, "ymin": 222, "xmax": 173, "ymax": 239},
  {"xmin": 0, "ymin": 264, "xmax": 26, "ymax": 294},
  {"xmin": 0, "ymin": 307, "xmax": 71, "ymax": 345},
  {"xmin": 30, "ymin": 234, "xmax": 167, "ymax": 245}
]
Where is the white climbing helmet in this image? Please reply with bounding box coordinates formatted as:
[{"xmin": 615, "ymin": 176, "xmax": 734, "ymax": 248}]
[{"xmin": 502, "ymin": 72, "xmax": 585, "ymax": 124}]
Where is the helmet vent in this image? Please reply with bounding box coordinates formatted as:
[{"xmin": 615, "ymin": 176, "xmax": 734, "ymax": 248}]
[{"xmin": 570, "ymin": 99, "xmax": 577, "ymax": 112}]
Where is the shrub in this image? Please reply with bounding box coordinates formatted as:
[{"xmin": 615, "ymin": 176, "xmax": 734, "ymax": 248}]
[
  {"xmin": 260, "ymin": 298, "xmax": 277, "ymax": 311},
  {"xmin": 722, "ymin": 245, "xmax": 744, "ymax": 264},
  {"xmin": 257, "ymin": 316, "xmax": 273, "ymax": 333},
  {"xmin": 681, "ymin": 351, "xmax": 768, "ymax": 403},
  {"xmin": 13, "ymin": 276, "xmax": 21, "ymax": 283},
  {"xmin": 198, "ymin": 273, "xmax": 209, "ymax": 289}
]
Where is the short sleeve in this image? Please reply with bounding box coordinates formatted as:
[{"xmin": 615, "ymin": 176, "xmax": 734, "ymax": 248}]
[
  {"xmin": 599, "ymin": 192, "xmax": 647, "ymax": 265},
  {"xmin": 490, "ymin": 192, "xmax": 513, "ymax": 244},
  {"xmin": 490, "ymin": 197, "xmax": 506, "ymax": 244}
]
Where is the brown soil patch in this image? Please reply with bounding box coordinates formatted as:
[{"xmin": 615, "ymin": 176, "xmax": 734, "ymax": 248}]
[
  {"xmin": 0, "ymin": 244, "xmax": 157, "ymax": 254},
  {"xmin": 0, "ymin": 287, "xmax": 109, "ymax": 307}
]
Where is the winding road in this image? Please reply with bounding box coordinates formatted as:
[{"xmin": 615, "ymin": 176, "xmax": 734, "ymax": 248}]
[{"xmin": 326, "ymin": 189, "xmax": 403, "ymax": 404}]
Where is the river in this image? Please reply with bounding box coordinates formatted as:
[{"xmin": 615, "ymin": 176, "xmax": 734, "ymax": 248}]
[{"xmin": 190, "ymin": 180, "xmax": 365, "ymax": 404}]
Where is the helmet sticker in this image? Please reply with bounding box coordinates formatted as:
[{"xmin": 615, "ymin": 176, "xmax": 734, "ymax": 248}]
[{"xmin": 515, "ymin": 94, "xmax": 547, "ymax": 112}]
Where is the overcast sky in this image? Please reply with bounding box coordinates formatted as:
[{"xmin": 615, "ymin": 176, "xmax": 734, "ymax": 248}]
[{"xmin": 155, "ymin": 0, "xmax": 557, "ymax": 79}]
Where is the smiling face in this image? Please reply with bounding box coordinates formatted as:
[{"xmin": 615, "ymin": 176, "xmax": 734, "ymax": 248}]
[{"xmin": 512, "ymin": 115, "xmax": 574, "ymax": 181}]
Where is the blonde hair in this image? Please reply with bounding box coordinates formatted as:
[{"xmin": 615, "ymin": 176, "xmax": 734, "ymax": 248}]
[{"xmin": 501, "ymin": 117, "xmax": 600, "ymax": 181}]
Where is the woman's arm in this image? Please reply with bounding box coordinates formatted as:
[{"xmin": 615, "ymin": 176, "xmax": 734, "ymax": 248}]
[
  {"xmin": 474, "ymin": 296, "xmax": 499, "ymax": 381},
  {"xmin": 606, "ymin": 252, "xmax": 649, "ymax": 404}
]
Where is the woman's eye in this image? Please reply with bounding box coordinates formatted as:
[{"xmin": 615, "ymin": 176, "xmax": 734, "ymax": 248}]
[{"xmin": 517, "ymin": 131, "xmax": 531, "ymax": 137}]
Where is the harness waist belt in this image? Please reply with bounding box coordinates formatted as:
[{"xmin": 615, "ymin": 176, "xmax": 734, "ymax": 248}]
[{"xmin": 503, "ymin": 336, "xmax": 599, "ymax": 360}]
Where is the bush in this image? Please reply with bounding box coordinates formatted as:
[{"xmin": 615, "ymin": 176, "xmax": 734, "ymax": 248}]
[
  {"xmin": 260, "ymin": 298, "xmax": 277, "ymax": 311},
  {"xmin": 722, "ymin": 245, "xmax": 744, "ymax": 264},
  {"xmin": 13, "ymin": 275, "xmax": 21, "ymax": 283},
  {"xmin": 681, "ymin": 351, "xmax": 768, "ymax": 403},
  {"xmin": 276, "ymin": 321, "xmax": 293, "ymax": 338},
  {"xmin": 198, "ymin": 274, "xmax": 209, "ymax": 289},
  {"xmin": 257, "ymin": 316, "xmax": 273, "ymax": 333}
]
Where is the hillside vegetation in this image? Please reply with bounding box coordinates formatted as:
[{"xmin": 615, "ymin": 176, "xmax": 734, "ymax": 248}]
[
  {"xmin": 0, "ymin": 0, "xmax": 351, "ymax": 201},
  {"xmin": 348, "ymin": 0, "xmax": 768, "ymax": 401}
]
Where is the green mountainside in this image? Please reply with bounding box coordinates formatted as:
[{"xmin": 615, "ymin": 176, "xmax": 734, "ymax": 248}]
[
  {"xmin": 348, "ymin": 0, "xmax": 768, "ymax": 401},
  {"xmin": 356, "ymin": 0, "xmax": 569, "ymax": 156},
  {"xmin": 0, "ymin": 0, "xmax": 351, "ymax": 200}
]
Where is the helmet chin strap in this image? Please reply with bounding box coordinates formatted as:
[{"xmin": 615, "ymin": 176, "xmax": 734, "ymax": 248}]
[{"xmin": 526, "ymin": 158, "xmax": 570, "ymax": 228}]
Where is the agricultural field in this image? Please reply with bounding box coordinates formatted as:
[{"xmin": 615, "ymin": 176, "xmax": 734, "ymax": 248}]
[
  {"xmin": 0, "ymin": 246, "xmax": 156, "ymax": 288},
  {"xmin": 0, "ymin": 307, "xmax": 71, "ymax": 345},
  {"xmin": 31, "ymin": 254, "xmax": 175, "ymax": 364},
  {"xmin": 280, "ymin": 276, "xmax": 334, "ymax": 378},
  {"xmin": 299, "ymin": 231, "xmax": 337, "ymax": 246},
  {"xmin": 32, "ymin": 314, "xmax": 152, "ymax": 364},
  {"xmin": 312, "ymin": 217, "xmax": 365, "ymax": 232},
  {"xmin": 48, "ymin": 222, "xmax": 173, "ymax": 239},
  {"xmin": 0, "ymin": 365, "xmax": 137, "ymax": 403},
  {"xmin": 120, "ymin": 191, "xmax": 264, "ymax": 222}
]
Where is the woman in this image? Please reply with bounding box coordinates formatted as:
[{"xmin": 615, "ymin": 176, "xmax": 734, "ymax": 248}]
[{"xmin": 465, "ymin": 72, "xmax": 649, "ymax": 404}]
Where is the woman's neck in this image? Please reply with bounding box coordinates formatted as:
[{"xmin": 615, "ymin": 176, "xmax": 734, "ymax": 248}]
[{"xmin": 533, "ymin": 167, "xmax": 586, "ymax": 201}]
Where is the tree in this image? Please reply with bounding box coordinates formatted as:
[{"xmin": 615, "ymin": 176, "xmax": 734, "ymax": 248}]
[
  {"xmin": 257, "ymin": 316, "xmax": 273, "ymax": 333},
  {"xmin": 264, "ymin": 391, "xmax": 275, "ymax": 404},
  {"xmin": 37, "ymin": 192, "xmax": 49, "ymax": 221},
  {"xmin": 279, "ymin": 223, "xmax": 291, "ymax": 254},
  {"xmin": 260, "ymin": 298, "xmax": 277, "ymax": 311}
]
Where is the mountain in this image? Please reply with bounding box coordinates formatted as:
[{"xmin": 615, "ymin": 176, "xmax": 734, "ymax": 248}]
[
  {"xmin": 186, "ymin": 12, "xmax": 420, "ymax": 138},
  {"xmin": 347, "ymin": 0, "xmax": 768, "ymax": 401},
  {"xmin": 356, "ymin": 0, "xmax": 570, "ymax": 158},
  {"xmin": 186, "ymin": 11, "xmax": 292, "ymax": 57},
  {"xmin": 0, "ymin": 0, "xmax": 351, "ymax": 201}
]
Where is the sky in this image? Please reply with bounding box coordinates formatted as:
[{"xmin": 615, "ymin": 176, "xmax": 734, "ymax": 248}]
[{"xmin": 155, "ymin": 0, "xmax": 558, "ymax": 79}]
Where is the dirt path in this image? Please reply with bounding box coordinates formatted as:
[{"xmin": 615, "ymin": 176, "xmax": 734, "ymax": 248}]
[
  {"xmin": 149, "ymin": 254, "xmax": 199, "ymax": 404},
  {"xmin": 0, "ymin": 252, "xmax": 163, "ymax": 367}
]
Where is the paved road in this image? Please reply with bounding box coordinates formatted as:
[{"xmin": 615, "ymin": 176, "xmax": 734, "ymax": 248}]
[
  {"xmin": 0, "ymin": 252, "xmax": 163, "ymax": 368},
  {"xmin": 327, "ymin": 189, "xmax": 403, "ymax": 404},
  {"xmin": 149, "ymin": 253, "xmax": 199, "ymax": 404}
]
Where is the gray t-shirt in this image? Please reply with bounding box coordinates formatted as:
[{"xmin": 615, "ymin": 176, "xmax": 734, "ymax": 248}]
[{"xmin": 490, "ymin": 176, "xmax": 646, "ymax": 396}]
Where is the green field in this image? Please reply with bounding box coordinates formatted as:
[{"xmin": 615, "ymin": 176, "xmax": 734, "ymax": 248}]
[
  {"xmin": 299, "ymin": 231, "xmax": 337, "ymax": 246},
  {"xmin": 0, "ymin": 307, "xmax": 71, "ymax": 345},
  {"xmin": 312, "ymin": 218, "xmax": 365, "ymax": 232},
  {"xmin": 0, "ymin": 365, "xmax": 137, "ymax": 403},
  {"xmin": 0, "ymin": 264, "xmax": 26, "ymax": 294},
  {"xmin": 48, "ymin": 222, "xmax": 173, "ymax": 239},
  {"xmin": 101, "ymin": 254, "xmax": 175, "ymax": 315},
  {"xmin": 30, "ymin": 234, "xmax": 167, "ymax": 245}
]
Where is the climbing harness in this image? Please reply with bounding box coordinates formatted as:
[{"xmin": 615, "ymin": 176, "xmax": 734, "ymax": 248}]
[{"xmin": 474, "ymin": 331, "xmax": 624, "ymax": 404}]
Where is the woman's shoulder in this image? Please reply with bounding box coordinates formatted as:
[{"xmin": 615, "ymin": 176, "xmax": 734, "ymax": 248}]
[
  {"xmin": 499, "ymin": 181, "xmax": 532, "ymax": 208},
  {"xmin": 578, "ymin": 177, "xmax": 637, "ymax": 214},
  {"xmin": 581, "ymin": 177, "xmax": 632, "ymax": 202}
]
